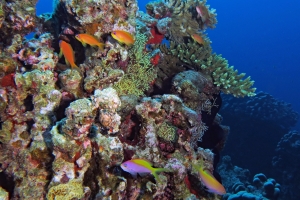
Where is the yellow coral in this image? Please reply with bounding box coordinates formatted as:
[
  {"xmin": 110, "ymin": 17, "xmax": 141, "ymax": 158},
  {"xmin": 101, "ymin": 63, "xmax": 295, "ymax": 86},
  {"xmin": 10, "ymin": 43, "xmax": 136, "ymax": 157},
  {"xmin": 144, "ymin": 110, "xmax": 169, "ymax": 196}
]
[
  {"xmin": 157, "ymin": 122, "xmax": 177, "ymax": 142},
  {"xmin": 114, "ymin": 33, "xmax": 156, "ymax": 96},
  {"xmin": 46, "ymin": 180, "xmax": 84, "ymax": 200}
]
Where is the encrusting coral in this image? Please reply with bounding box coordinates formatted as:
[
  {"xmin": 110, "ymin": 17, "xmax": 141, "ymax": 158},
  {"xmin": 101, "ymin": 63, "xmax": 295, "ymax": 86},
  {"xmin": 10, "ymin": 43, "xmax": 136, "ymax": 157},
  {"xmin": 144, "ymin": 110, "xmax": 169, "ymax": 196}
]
[{"xmin": 47, "ymin": 179, "xmax": 86, "ymax": 200}]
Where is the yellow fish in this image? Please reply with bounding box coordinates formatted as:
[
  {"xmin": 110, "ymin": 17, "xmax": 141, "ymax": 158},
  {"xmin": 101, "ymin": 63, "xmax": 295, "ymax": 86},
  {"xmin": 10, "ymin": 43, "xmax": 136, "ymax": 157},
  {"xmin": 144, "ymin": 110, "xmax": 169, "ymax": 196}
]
[
  {"xmin": 75, "ymin": 33, "xmax": 105, "ymax": 50},
  {"xmin": 111, "ymin": 30, "xmax": 135, "ymax": 46},
  {"xmin": 193, "ymin": 159, "xmax": 226, "ymax": 195},
  {"xmin": 59, "ymin": 40, "xmax": 78, "ymax": 69}
]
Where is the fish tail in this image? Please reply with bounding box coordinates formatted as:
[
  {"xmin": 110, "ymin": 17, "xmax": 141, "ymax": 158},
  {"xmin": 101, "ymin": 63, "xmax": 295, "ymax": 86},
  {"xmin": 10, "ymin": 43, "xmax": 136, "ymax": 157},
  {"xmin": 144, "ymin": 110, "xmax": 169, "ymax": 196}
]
[
  {"xmin": 97, "ymin": 43, "xmax": 105, "ymax": 50},
  {"xmin": 152, "ymin": 168, "xmax": 171, "ymax": 183},
  {"xmin": 59, "ymin": 49, "xmax": 63, "ymax": 58},
  {"xmin": 71, "ymin": 63, "xmax": 80, "ymax": 70}
]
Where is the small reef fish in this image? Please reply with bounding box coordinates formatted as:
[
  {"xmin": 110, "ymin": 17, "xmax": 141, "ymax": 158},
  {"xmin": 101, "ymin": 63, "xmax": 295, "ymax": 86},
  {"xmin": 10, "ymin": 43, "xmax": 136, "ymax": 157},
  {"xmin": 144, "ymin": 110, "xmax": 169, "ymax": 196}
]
[
  {"xmin": 196, "ymin": 5, "xmax": 208, "ymax": 23},
  {"xmin": 75, "ymin": 33, "xmax": 105, "ymax": 50},
  {"xmin": 121, "ymin": 158, "xmax": 168, "ymax": 182},
  {"xmin": 59, "ymin": 40, "xmax": 78, "ymax": 69},
  {"xmin": 194, "ymin": 159, "xmax": 226, "ymax": 195},
  {"xmin": 111, "ymin": 30, "xmax": 135, "ymax": 46},
  {"xmin": 191, "ymin": 33, "xmax": 205, "ymax": 45}
]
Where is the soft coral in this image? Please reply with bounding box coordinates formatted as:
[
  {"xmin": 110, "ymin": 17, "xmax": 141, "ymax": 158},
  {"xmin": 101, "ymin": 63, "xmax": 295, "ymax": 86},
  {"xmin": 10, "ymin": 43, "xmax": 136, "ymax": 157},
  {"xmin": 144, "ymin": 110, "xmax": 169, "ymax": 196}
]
[{"xmin": 147, "ymin": 27, "xmax": 165, "ymax": 45}]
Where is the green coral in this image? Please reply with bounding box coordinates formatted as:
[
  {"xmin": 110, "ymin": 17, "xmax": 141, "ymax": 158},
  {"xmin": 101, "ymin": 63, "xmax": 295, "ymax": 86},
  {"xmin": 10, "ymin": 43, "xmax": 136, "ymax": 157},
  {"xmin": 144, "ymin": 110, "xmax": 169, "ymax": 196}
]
[
  {"xmin": 161, "ymin": 39, "xmax": 256, "ymax": 98},
  {"xmin": 0, "ymin": 120, "xmax": 13, "ymax": 144},
  {"xmin": 165, "ymin": 40, "xmax": 212, "ymax": 66},
  {"xmin": 201, "ymin": 54, "xmax": 256, "ymax": 97},
  {"xmin": 114, "ymin": 33, "xmax": 156, "ymax": 96},
  {"xmin": 157, "ymin": 122, "xmax": 177, "ymax": 142},
  {"xmin": 46, "ymin": 179, "xmax": 84, "ymax": 200}
]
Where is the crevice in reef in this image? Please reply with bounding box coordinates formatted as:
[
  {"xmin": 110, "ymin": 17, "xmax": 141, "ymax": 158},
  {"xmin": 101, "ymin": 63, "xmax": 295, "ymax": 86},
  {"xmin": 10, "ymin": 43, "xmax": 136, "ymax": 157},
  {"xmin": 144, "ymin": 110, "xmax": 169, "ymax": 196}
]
[
  {"xmin": 83, "ymin": 153, "xmax": 102, "ymax": 199},
  {"xmin": 23, "ymin": 95, "xmax": 34, "ymax": 112},
  {"xmin": 0, "ymin": 171, "xmax": 15, "ymax": 198},
  {"xmin": 25, "ymin": 119, "xmax": 34, "ymax": 135},
  {"xmin": 55, "ymin": 98, "xmax": 72, "ymax": 121}
]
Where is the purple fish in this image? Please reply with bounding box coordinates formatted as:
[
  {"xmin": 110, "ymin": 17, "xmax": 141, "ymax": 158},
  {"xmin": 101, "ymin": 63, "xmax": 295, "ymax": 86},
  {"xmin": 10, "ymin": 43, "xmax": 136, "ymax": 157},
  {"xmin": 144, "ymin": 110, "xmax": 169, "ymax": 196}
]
[{"xmin": 121, "ymin": 158, "xmax": 168, "ymax": 181}]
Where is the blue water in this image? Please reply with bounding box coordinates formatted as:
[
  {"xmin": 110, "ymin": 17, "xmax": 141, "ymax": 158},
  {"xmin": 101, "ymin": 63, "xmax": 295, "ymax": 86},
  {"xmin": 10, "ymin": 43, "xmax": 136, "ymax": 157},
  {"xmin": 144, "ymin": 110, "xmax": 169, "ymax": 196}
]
[{"xmin": 36, "ymin": 0, "xmax": 300, "ymax": 129}]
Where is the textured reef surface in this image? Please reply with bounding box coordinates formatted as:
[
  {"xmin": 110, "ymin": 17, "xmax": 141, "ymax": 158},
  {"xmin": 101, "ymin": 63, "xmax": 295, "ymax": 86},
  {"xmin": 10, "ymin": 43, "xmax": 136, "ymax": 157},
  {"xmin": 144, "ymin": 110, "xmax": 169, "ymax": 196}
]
[{"xmin": 0, "ymin": 0, "xmax": 296, "ymax": 199}]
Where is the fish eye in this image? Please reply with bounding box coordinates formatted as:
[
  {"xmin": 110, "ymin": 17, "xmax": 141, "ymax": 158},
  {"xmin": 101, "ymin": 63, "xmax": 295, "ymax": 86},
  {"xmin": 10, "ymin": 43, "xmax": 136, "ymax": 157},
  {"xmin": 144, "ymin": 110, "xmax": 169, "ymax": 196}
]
[
  {"xmin": 123, "ymin": 163, "xmax": 127, "ymax": 167},
  {"xmin": 113, "ymin": 32, "xmax": 116, "ymax": 35}
]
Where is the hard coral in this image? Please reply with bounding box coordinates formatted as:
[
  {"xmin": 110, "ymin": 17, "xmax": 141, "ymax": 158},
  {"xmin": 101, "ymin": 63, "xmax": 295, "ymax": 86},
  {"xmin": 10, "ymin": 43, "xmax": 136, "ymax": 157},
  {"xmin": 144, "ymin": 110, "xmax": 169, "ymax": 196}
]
[
  {"xmin": 201, "ymin": 54, "xmax": 256, "ymax": 97},
  {"xmin": 47, "ymin": 179, "xmax": 87, "ymax": 200}
]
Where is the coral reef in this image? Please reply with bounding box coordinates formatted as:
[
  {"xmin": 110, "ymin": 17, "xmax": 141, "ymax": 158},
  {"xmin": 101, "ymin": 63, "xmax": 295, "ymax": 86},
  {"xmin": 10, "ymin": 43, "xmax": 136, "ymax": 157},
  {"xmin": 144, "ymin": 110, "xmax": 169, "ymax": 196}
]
[
  {"xmin": 0, "ymin": 0, "xmax": 261, "ymax": 199},
  {"xmin": 221, "ymin": 91, "xmax": 298, "ymax": 130},
  {"xmin": 220, "ymin": 91, "xmax": 298, "ymax": 174},
  {"xmin": 0, "ymin": 0, "xmax": 37, "ymax": 48},
  {"xmin": 272, "ymin": 130, "xmax": 300, "ymax": 200},
  {"xmin": 219, "ymin": 156, "xmax": 281, "ymax": 200}
]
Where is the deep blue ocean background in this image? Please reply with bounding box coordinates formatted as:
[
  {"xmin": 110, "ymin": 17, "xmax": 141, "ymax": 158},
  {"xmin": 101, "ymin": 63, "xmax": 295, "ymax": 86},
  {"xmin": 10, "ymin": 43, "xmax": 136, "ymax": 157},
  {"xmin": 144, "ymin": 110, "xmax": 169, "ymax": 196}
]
[{"xmin": 35, "ymin": 0, "xmax": 300, "ymax": 131}]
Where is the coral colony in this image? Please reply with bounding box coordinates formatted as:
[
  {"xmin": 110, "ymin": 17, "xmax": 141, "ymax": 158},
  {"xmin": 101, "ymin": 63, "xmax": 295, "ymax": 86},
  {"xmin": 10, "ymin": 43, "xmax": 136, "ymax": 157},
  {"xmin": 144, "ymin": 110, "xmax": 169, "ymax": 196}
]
[{"xmin": 1, "ymin": 0, "xmax": 290, "ymax": 199}]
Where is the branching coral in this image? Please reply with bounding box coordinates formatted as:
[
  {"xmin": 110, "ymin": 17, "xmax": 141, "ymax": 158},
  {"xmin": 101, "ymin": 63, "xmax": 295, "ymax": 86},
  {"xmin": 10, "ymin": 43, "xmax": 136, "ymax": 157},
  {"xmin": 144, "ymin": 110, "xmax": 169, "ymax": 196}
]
[
  {"xmin": 113, "ymin": 33, "xmax": 157, "ymax": 96},
  {"xmin": 160, "ymin": 38, "xmax": 256, "ymax": 97},
  {"xmin": 163, "ymin": 39, "xmax": 212, "ymax": 67},
  {"xmin": 201, "ymin": 54, "xmax": 256, "ymax": 97}
]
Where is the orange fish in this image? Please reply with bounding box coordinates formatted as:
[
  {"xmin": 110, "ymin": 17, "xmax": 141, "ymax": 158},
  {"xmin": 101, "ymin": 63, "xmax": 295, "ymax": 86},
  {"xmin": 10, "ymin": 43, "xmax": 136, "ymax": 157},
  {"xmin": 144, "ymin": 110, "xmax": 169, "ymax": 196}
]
[
  {"xmin": 59, "ymin": 40, "xmax": 78, "ymax": 69},
  {"xmin": 191, "ymin": 34, "xmax": 205, "ymax": 45},
  {"xmin": 111, "ymin": 30, "xmax": 135, "ymax": 46},
  {"xmin": 75, "ymin": 33, "xmax": 105, "ymax": 50}
]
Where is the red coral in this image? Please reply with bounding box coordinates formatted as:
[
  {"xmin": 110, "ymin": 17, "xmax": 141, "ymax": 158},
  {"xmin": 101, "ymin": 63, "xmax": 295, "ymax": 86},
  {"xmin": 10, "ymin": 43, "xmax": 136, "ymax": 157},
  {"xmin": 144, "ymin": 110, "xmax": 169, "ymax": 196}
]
[
  {"xmin": 184, "ymin": 176, "xmax": 199, "ymax": 197},
  {"xmin": 1, "ymin": 73, "xmax": 16, "ymax": 88},
  {"xmin": 147, "ymin": 28, "xmax": 165, "ymax": 44},
  {"xmin": 150, "ymin": 53, "xmax": 160, "ymax": 66}
]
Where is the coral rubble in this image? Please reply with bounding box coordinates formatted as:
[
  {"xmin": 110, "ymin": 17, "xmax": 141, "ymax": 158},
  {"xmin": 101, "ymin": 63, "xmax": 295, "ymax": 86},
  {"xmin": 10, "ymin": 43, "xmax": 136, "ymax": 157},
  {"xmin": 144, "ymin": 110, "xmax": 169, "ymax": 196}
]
[{"xmin": 0, "ymin": 0, "xmax": 260, "ymax": 199}]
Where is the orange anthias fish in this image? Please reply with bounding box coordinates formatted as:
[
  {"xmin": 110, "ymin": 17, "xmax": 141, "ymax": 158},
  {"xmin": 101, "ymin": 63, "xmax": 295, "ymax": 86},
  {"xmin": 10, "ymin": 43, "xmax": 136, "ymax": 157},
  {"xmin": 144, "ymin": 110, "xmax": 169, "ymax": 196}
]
[
  {"xmin": 121, "ymin": 158, "xmax": 168, "ymax": 182},
  {"xmin": 111, "ymin": 30, "xmax": 135, "ymax": 46},
  {"xmin": 75, "ymin": 33, "xmax": 105, "ymax": 50},
  {"xmin": 193, "ymin": 159, "xmax": 226, "ymax": 195},
  {"xmin": 191, "ymin": 33, "xmax": 205, "ymax": 45},
  {"xmin": 59, "ymin": 40, "xmax": 78, "ymax": 69}
]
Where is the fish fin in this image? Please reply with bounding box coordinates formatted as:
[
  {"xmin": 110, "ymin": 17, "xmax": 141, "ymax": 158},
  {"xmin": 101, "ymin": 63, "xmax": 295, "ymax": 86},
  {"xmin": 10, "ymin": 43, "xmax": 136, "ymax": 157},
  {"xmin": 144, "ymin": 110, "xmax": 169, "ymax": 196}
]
[
  {"xmin": 130, "ymin": 172, "xmax": 137, "ymax": 179},
  {"xmin": 59, "ymin": 49, "xmax": 63, "ymax": 58},
  {"xmin": 97, "ymin": 43, "xmax": 105, "ymax": 50},
  {"xmin": 138, "ymin": 172, "xmax": 149, "ymax": 177},
  {"xmin": 82, "ymin": 42, "xmax": 87, "ymax": 47},
  {"xmin": 152, "ymin": 168, "xmax": 170, "ymax": 183},
  {"xmin": 65, "ymin": 58, "xmax": 70, "ymax": 66},
  {"xmin": 70, "ymin": 63, "xmax": 80, "ymax": 70}
]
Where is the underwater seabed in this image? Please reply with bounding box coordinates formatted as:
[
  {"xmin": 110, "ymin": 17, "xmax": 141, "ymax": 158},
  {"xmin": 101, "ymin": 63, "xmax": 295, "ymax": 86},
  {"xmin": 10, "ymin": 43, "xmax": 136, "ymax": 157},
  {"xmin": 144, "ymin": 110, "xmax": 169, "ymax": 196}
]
[{"xmin": 0, "ymin": 0, "xmax": 298, "ymax": 199}]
